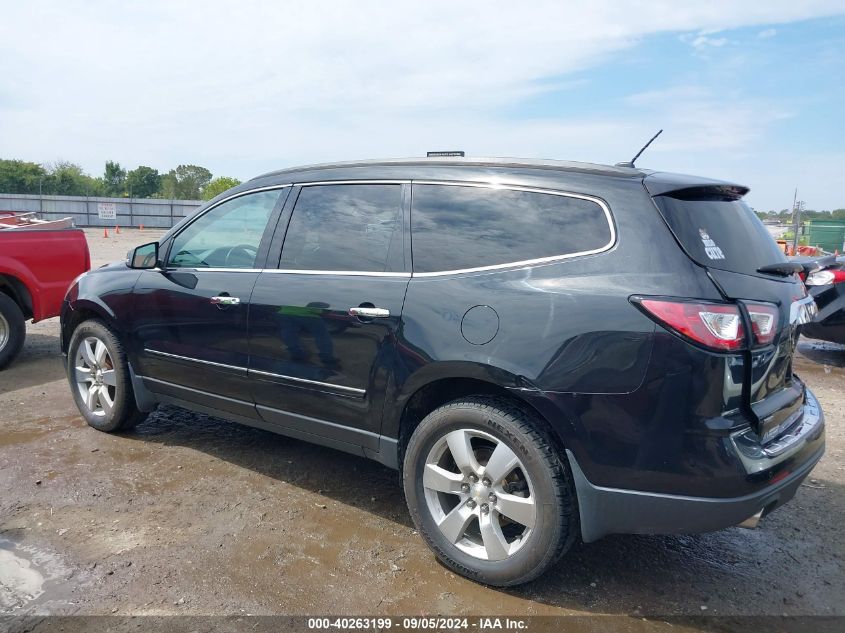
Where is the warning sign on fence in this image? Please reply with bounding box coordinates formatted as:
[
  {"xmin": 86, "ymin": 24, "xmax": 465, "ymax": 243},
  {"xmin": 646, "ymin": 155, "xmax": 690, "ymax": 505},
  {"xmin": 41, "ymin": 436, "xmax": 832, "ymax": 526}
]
[{"xmin": 97, "ymin": 202, "xmax": 116, "ymax": 220}]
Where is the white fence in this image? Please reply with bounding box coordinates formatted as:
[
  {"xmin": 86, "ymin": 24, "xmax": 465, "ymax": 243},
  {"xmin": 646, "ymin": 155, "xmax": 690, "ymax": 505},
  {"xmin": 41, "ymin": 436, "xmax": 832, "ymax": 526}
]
[{"xmin": 0, "ymin": 193, "xmax": 203, "ymax": 228}]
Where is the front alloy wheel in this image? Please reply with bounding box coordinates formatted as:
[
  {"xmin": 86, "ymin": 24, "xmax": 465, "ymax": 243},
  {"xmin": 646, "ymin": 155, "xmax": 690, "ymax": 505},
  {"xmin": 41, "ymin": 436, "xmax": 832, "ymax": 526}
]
[
  {"xmin": 74, "ymin": 336, "xmax": 117, "ymax": 416},
  {"xmin": 67, "ymin": 319, "xmax": 146, "ymax": 432}
]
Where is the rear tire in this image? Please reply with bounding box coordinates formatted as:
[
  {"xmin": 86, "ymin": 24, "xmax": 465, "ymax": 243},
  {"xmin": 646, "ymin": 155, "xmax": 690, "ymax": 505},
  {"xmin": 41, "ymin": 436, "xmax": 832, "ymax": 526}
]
[
  {"xmin": 0, "ymin": 293, "xmax": 26, "ymax": 370},
  {"xmin": 403, "ymin": 396, "xmax": 578, "ymax": 586},
  {"xmin": 67, "ymin": 319, "xmax": 146, "ymax": 432}
]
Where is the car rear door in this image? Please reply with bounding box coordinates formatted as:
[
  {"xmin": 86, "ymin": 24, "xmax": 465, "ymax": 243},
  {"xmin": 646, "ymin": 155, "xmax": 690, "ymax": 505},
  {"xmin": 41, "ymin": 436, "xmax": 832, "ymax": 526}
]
[
  {"xmin": 648, "ymin": 181, "xmax": 815, "ymax": 442},
  {"xmin": 131, "ymin": 187, "xmax": 288, "ymax": 419},
  {"xmin": 247, "ymin": 182, "xmax": 410, "ymax": 454}
]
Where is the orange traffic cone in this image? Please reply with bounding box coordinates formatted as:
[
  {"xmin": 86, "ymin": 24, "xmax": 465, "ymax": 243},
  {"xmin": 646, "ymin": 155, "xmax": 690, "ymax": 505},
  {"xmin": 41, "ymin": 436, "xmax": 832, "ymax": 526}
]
[
  {"xmin": 139, "ymin": 223, "xmax": 144, "ymax": 231},
  {"xmin": 115, "ymin": 225, "xmax": 120, "ymax": 234},
  {"xmin": 103, "ymin": 227, "xmax": 109, "ymax": 238}
]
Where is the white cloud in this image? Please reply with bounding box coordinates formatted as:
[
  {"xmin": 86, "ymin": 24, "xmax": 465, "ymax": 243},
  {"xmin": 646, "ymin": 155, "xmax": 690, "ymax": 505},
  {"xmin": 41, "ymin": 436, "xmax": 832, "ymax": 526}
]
[
  {"xmin": 758, "ymin": 28, "xmax": 779, "ymax": 38},
  {"xmin": 624, "ymin": 86, "xmax": 793, "ymax": 152},
  {"xmin": 0, "ymin": 0, "xmax": 843, "ymax": 209},
  {"xmin": 690, "ymin": 34, "xmax": 729, "ymax": 49}
]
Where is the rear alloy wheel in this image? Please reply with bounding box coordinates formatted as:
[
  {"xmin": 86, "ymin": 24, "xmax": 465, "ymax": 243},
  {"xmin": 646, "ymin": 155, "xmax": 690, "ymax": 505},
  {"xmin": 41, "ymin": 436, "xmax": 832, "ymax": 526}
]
[
  {"xmin": 423, "ymin": 428, "xmax": 536, "ymax": 561},
  {"xmin": 67, "ymin": 319, "xmax": 146, "ymax": 432},
  {"xmin": 403, "ymin": 396, "xmax": 578, "ymax": 586}
]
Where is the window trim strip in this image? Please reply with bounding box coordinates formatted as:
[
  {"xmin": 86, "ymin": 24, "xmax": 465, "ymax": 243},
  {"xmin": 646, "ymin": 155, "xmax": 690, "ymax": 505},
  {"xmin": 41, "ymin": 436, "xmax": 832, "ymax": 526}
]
[
  {"xmin": 159, "ymin": 267, "xmax": 411, "ymax": 277},
  {"xmin": 297, "ymin": 180, "xmax": 411, "ymax": 186},
  {"xmin": 249, "ymin": 369, "xmax": 366, "ymax": 396},
  {"xmin": 408, "ymin": 180, "xmax": 616, "ymax": 277},
  {"xmin": 145, "ymin": 348, "xmax": 247, "ymax": 373},
  {"xmin": 177, "ymin": 178, "xmax": 615, "ymax": 277},
  {"xmin": 145, "ymin": 349, "xmax": 367, "ymax": 396},
  {"xmin": 263, "ymin": 270, "xmax": 411, "ymax": 277},
  {"xmin": 202, "ymin": 183, "xmax": 294, "ymax": 209}
]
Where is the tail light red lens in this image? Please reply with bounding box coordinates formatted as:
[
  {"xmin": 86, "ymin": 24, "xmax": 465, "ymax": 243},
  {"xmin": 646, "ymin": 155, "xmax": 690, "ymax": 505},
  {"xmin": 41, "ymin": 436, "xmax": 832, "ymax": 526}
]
[
  {"xmin": 745, "ymin": 303, "xmax": 779, "ymax": 346},
  {"xmin": 638, "ymin": 299, "xmax": 745, "ymax": 351}
]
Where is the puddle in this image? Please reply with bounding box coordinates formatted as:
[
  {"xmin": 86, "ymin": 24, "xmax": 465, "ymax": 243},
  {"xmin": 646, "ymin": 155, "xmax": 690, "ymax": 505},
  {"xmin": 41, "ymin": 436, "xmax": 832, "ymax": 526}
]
[
  {"xmin": 0, "ymin": 426, "xmax": 51, "ymax": 449},
  {"xmin": 0, "ymin": 539, "xmax": 77, "ymax": 614},
  {"xmin": 0, "ymin": 547, "xmax": 44, "ymax": 609}
]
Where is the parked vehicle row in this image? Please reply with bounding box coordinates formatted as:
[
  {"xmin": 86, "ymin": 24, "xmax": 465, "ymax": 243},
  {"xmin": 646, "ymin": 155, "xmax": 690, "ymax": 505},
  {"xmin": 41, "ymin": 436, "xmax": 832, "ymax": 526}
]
[
  {"xmin": 794, "ymin": 254, "xmax": 845, "ymax": 344},
  {"xmin": 60, "ymin": 156, "xmax": 825, "ymax": 585},
  {"xmin": 0, "ymin": 216, "xmax": 90, "ymax": 369}
]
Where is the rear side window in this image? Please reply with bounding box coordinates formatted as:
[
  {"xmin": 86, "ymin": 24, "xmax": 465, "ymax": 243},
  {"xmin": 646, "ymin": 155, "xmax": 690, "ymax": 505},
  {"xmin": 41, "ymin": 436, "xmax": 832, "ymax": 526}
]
[
  {"xmin": 411, "ymin": 184, "xmax": 613, "ymax": 273},
  {"xmin": 654, "ymin": 194, "xmax": 787, "ymax": 277},
  {"xmin": 279, "ymin": 184, "xmax": 404, "ymax": 272}
]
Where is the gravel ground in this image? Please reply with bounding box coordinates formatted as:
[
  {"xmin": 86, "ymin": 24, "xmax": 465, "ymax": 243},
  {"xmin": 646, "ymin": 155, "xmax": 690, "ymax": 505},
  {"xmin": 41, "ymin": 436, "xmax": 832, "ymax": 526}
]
[{"xmin": 1, "ymin": 228, "xmax": 843, "ymax": 621}]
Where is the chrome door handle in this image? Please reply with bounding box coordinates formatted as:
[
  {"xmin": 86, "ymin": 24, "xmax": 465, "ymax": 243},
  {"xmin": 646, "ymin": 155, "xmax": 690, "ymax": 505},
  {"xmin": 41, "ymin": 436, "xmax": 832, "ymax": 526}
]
[
  {"xmin": 211, "ymin": 296, "xmax": 241, "ymax": 306},
  {"xmin": 348, "ymin": 306, "xmax": 390, "ymax": 318}
]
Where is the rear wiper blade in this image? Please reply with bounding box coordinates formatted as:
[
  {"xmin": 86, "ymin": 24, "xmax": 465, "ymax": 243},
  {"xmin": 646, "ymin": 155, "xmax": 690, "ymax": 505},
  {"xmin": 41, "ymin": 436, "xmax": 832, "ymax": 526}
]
[{"xmin": 757, "ymin": 262, "xmax": 804, "ymax": 276}]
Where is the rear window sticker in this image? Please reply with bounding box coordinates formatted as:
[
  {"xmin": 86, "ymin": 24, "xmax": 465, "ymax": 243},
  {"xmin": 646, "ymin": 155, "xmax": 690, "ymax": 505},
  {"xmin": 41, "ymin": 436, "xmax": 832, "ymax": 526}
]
[{"xmin": 699, "ymin": 228, "xmax": 725, "ymax": 260}]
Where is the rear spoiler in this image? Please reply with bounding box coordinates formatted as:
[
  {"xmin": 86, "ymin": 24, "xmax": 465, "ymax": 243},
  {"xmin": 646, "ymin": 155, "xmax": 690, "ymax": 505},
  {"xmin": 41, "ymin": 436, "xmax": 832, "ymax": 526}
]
[{"xmin": 643, "ymin": 172, "xmax": 749, "ymax": 200}]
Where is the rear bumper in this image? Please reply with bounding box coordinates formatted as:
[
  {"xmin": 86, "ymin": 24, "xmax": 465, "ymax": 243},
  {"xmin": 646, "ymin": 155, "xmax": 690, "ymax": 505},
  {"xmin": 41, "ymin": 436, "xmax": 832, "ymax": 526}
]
[
  {"xmin": 568, "ymin": 388, "xmax": 825, "ymax": 542},
  {"xmin": 801, "ymin": 323, "xmax": 845, "ymax": 345}
]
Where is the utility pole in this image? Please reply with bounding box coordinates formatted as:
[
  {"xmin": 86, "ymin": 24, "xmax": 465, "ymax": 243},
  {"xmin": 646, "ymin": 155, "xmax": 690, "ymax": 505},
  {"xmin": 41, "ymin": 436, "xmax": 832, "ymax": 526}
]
[
  {"xmin": 791, "ymin": 188, "xmax": 799, "ymax": 253},
  {"xmin": 792, "ymin": 198, "xmax": 805, "ymax": 254}
]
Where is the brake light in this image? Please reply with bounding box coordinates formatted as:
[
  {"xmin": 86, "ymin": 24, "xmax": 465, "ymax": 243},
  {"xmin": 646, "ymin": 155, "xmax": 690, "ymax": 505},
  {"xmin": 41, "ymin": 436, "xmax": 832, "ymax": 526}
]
[
  {"xmin": 806, "ymin": 269, "xmax": 845, "ymax": 286},
  {"xmin": 745, "ymin": 303, "xmax": 778, "ymax": 346},
  {"xmin": 637, "ymin": 299, "xmax": 745, "ymax": 351}
]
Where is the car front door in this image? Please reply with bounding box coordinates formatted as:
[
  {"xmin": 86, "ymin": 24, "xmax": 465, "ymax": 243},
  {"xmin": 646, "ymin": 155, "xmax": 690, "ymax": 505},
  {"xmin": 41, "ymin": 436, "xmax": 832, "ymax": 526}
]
[
  {"xmin": 248, "ymin": 182, "xmax": 410, "ymax": 453},
  {"xmin": 132, "ymin": 187, "xmax": 288, "ymax": 419}
]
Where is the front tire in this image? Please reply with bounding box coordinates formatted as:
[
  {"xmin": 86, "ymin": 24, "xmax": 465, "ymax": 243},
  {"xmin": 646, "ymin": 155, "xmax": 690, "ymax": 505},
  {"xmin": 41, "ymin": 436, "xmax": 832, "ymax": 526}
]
[
  {"xmin": 0, "ymin": 293, "xmax": 26, "ymax": 370},
  {"xmin": 67, "ymin": 319, "xmax": 146, "ymax": 432},
  {"xmin": 403, "ymin": 396, "xmax": 578, "ymax": 586}
]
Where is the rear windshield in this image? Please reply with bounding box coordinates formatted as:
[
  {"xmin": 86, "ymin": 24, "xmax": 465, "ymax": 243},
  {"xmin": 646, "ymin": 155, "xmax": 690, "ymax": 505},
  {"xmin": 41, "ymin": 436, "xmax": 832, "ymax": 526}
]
[{"xmin": 653, "ymin": 194, "xmax": 787, "ymax": 276}]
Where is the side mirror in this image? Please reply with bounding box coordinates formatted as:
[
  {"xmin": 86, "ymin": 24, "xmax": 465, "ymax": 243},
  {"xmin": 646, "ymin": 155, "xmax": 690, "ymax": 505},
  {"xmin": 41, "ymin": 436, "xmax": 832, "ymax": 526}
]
[{"xmin": 127, "ymin": 242, "xmax": 160, "ymax": 269}]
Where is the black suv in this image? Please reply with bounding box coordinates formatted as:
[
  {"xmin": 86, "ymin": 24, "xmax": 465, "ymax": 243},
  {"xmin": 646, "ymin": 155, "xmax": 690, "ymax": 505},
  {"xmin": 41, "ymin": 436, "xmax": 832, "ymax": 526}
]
[{"xmin": 61, "ymin": 157, "xmax": 825, "ymax": 586}]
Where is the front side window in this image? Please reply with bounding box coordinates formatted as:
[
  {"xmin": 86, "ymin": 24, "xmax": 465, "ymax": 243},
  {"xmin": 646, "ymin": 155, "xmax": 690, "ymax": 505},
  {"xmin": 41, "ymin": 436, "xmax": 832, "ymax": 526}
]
[
  {"xmin": 411, "ymin": 185, "xmax": 613, "ymax": 273},
  {"xmin": 168, "ymin": 190, "xmax": 281, "ymax": 269},
  {"xmin": 279, "ymin": 184, "xmax": 404, "ymax": 272}
]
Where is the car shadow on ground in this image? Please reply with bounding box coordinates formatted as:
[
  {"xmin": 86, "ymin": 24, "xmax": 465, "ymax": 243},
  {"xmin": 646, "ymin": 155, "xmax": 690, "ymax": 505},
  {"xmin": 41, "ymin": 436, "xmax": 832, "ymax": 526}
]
[
  {"xmin": 120, "ymin": 405, "xmax": 845, "ymax": 617},
  {"xmin": 128, "ymin": 406, "xmax": 412, "ymax": 527},
  {"xmin": 0, "ymin": 333, "xmax": 66, "ymax": 395}
]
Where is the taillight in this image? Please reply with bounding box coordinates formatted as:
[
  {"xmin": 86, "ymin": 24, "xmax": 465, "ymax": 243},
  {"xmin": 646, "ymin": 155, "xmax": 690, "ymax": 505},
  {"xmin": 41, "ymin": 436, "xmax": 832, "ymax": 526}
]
[
  {"xmin": 636, "ymin": 298, "xmax": 745, "ymax": 351},
  {"xmin": 806, "ymin": 269, "xmax": 845, "ymax": 286},
  {"xmin": 745, "ymin": 303, "xmax": 778, "ymax": 346}
]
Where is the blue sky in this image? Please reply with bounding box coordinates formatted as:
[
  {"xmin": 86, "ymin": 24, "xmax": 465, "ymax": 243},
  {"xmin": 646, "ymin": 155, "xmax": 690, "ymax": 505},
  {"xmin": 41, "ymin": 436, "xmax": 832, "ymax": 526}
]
[{"xmin": 1, "ymin": 1, "xmax": 843, "ymax": 210}]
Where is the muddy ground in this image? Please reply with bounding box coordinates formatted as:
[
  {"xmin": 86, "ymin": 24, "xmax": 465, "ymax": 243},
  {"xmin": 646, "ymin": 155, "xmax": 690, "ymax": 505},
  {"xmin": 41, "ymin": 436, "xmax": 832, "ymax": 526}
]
[{"xmin": 1, "ymin": 228, "xmax": 843, "ymax": 621}]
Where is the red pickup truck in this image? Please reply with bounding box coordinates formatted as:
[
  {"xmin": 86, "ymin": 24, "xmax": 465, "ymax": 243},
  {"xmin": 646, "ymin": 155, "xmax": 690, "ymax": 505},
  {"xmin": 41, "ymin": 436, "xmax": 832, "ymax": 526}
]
[{"xmin": 0, "ymin": 214, "xmax": 91, "ymax": 369}]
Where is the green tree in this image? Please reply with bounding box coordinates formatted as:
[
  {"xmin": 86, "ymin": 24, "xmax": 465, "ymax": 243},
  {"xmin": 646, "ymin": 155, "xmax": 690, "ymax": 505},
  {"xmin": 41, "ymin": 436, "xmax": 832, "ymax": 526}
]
[
  {"xmin": 43, "ymin": 161, "xmax": 103, "ymax": 196},
  {"xmin": 103, "ymin": 160, "xmax": 126, "ymax": 196},
  {"xmin": 125, "ymin": 166, "xmax": 162, "ymax": 198},
  {"xmin": 161, "ymin": 164, "xmax": 212, "ymax": 199},
  {"xmin": 0, "ymin": 159, "xmax": 47, "ymax": 194},
  {"xmin": 202, "ymin": 176, "xmax": 241, "ymax": 200}
]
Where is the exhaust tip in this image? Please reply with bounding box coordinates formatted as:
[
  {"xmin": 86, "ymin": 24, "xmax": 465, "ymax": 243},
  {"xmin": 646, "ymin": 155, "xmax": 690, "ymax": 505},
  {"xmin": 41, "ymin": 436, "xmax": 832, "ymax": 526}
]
[{"xmin": 738, "ymin": 509, "xmax": 764, "ymax": 529}]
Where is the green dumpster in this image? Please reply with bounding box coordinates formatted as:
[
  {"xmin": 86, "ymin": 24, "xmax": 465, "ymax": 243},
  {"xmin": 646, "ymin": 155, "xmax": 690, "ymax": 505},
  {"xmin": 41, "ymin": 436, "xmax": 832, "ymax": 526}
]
[{"xmin": 807, "ymin": 219, "xmax": 845, "ymax": 253}]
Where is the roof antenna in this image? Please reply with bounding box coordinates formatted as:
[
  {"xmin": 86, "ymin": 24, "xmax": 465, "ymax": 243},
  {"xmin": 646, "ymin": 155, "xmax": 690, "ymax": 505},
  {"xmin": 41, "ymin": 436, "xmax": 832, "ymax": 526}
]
[{"xmin": 616, "ymin": 129, "xmax": 663, "ymax": 168}]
